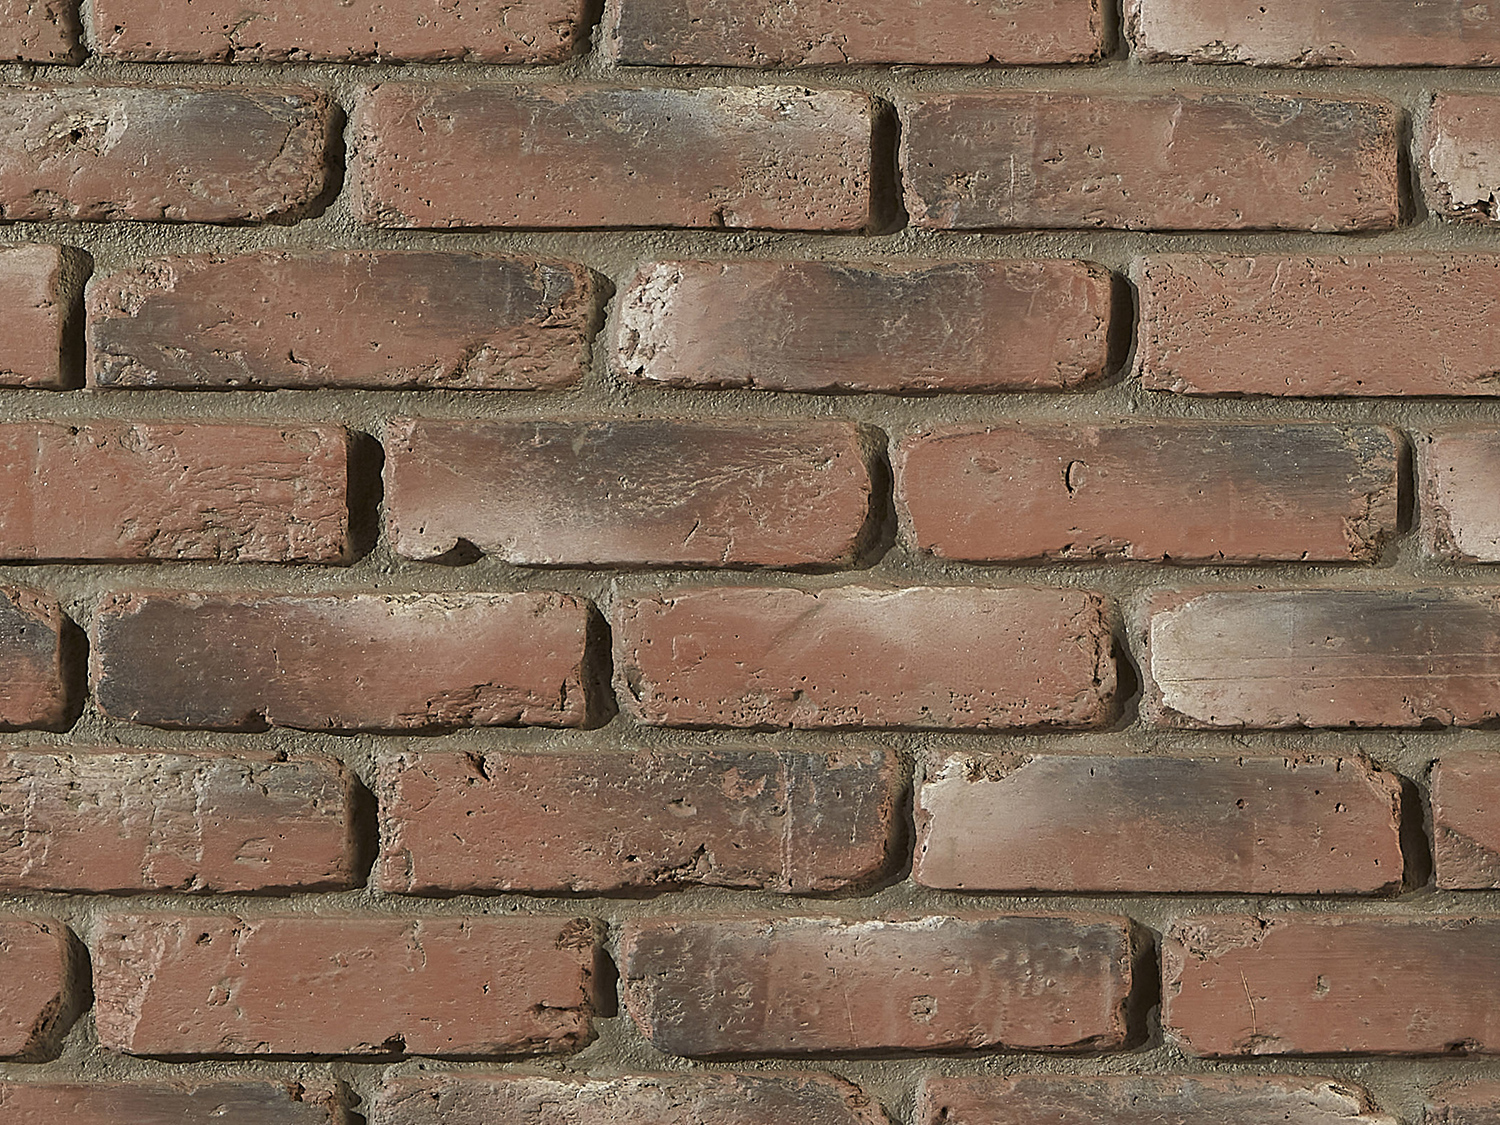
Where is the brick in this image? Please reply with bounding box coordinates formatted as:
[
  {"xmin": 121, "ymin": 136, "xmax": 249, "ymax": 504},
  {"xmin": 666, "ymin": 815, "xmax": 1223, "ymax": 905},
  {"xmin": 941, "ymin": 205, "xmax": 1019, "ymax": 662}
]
[
  {"xmin": 0, "ymin": 0, "xmax": 80, "ymax": 62},
  {"xmin": 92, "ymin": 0, "xmax": 587, "ymax": 62},
  {"xmin": 0, "ymin": 586, "xmax": 71, "ymax": 731},
  {"xmin": 615, "ymin": 585, "xmax": 1117, "ymax": 731},
  {"xmin": 1421, "ymin": 430, "xmax": 1500, "ymax": 561},
  {"xmin": 901, "ymin": 92, "xmax": 1400, "ymax": 232},
  {"xmin": 606, "ymin": 0, "xmax": 1104, "ymax": 65},
  {"xmin": 88, "ymin": 251, "xmax": 598, "ymax": 391},
  {"xmin": 1427, "ymin": 94, "xmax": 1500, "ymax": 222},
  {"xmin": 375, "ymin": 746, "xmax": 902, "ymax": 895},
  {"xmin": 0, "ymin": 1081, "xmax": 343, "ymax": 1124},
  {"xmin": 95, "ymin": 913, "xmax": 596, "ymax": 1057},
  {"xmin": 353, "ymin": 84, "xmax": 874, "ymax": 231},
  {"xmin": 0, "ymin": 245, "xmax": 86, "ymax": 389},
  {"xmin": 1144, "ymin": 589, "xmax": 1500, "ymax": 729},
  {"xmin": 0, "ymin": 422, "xmax": 349, "ymax": 563},
  {"xmin": 0, "ymin": 750, "xmax": 354, "ymax": 894},
  {"xmin": 919, "ymin": 1075, "xmax": 1395, "ymax": 1125},
  {"xmin": 93, "ymin": 591, "xmax": 595, "ymax": 732},
  {"xmin": 621, "ymin": 913, "xmax": 1140, "ymax": 1056},
  {"xmin": 916, "ymin": 752, "xmax": 1404, "ymax": 894},
  {"xmin": 374, "ymin": 1073, "xmax": 886, "ymax": 1125},
  {"xmin": 0, "ymin": 85, "xmax": 331, "ymax": 224},
  {"xmin": 0, "ymin": 918, "xmax": 78, "ymax": 1058},
  {"xmin": 1433, "ymin": 752, "xmax": 1500, "ymax": 889},
  {"xmin": 1429, "ymin": 1082, "xmax": 1500, "ymax": 1125},
  {"xmin": 898, "ymin": 423, "xmax": 1399, "ymax": 563},
  {"xmin": 385, "ymin": 418, "xmax": 875, "ymax": 567},
  {"xmin": 1165, "ymin": 914, "xmax": 1500, "ymax": 1056},
  {"xmin": 614, "ymin": 259, "xmax": 1116, "ymax": 394}
]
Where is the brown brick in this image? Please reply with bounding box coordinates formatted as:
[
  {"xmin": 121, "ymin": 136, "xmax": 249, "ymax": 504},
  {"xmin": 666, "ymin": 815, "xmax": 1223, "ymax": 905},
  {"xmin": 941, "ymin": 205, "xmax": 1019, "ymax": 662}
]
[
  {"xmin": 1427, "ymin": 95, "xmax": 1500, "ymax": 223},
  {"xmin": 0, "ymin": 750, "xmax": 354, "ymax": 894},
  {"xmin": 1165, "ymin": 914, "xmax": 1500, "ymax": 1056},
  {"xmin": 374, "ymin": 1072, "xmax": 886, "ymax": 1125},
  {"xmin": 1138, "ymin": 254, "xmax": 1500, "ymax": 397},
  {"xmin": 898, "ymin": 422, "xmax": 1399, "ymax": 563},
  {"xmin": 0, "ymin": 422, "xmax": 348, "ymax": 563},
  {"xmin": 0, "ymin": 1081, "xmax": 344, "ymax": 1124},
  {"xmin": 94, "ymin": 914, "xmax": 597, "ymax": 1058},
  {"xmin": 0, "ymin": 245, "xmax": 86, "ymax": 389},
  {"xmin": 614, "ymin": 259, "xmax": 1116, "ymax": 394},
  {"xmin": 93, "ymin": 591, "xmax": 595, "ymax": 732},
  {"xmin": 1428, "ymin": 1081, "xmax": 1500, "ymax": 1125},
  {"xmin": 606, "ymin": 0, "xmax": 1104, "ymax": 65},
  {"xmin": 88, "ymin": 251, "xmax": 598, "ymax": 391},
  {"xmin": 385, "ymin": 418, "xmax": 875, "ymax": 567},
  {"xmin": 1433, "ymin": 752, "xmax": 1500, "ymax": 889},
  {"xmin": 901, "ymin": 92, "xmax": 1399, "ymax": 232},
  {"xmin": 1420, "ymin": 430, "xmax": 1500, "ymax": 561},
  {"xmin": 621, "ymin": 913, "xmax": 1139, "ymax": 1056},
  {"xmin": 92, "ymin": 0, "xmax": 587, "ymax": 62},
  {"xmin": 916, "ymin": 752, "xmax": 1404, "ymax": 894},
  {"xmin": 1144, "ymin": 589, "xmax": 1500, "ymax": 729},
  {"xmin": 0, "ymin": 85, "xmax": 331, "ymax": 224},
  {"xmin": 615, "ymin": 585, "xmax": 1117, "ymax": 731},
  {"xmin": 0, "ymin": 0, "xmax": 80, "ymax": 62},
  {"xmin": 0, "ymin": 587, "xmax": 71, "ymax": 732},
  {"xmin": 376, "ymin": 747, "xmax": 902, "ymax": 895},
  {"xmin": 0, "ymin": 918, "xmax": 78, "ymax": 1058},
  {"xmin": 353, "ymin": 84, "xmax": 874, "ymax": 231}
]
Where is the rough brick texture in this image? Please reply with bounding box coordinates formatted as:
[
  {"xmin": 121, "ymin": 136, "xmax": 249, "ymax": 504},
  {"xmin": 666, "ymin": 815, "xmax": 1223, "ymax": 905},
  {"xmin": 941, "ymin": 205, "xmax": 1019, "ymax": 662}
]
[
  {"xmin": 93, "ymin": 591, "xmax": 595, "ymax": 731},
  {"xmin": 0, "ymin": 244, "xmax": 85, "ymax": 389},
  {"xmin": 376, "ymin": 746, "xmax": 901, "ymax": 895},
  {"xmin": 1433, "ymin": 752, "xmax": 1500, "ymax": 889},
  {"xmin": 88, "ymin": 251, "xmax": 599, "ymax": 391},
  {"xmin": 916, "ymin": 753, "xmax": 1404, "ymax": 894},
  {"xmin": 1420, "ymin": 430, "xmax": 1500, "ymax": 561},
  {"xmin": 0, "ymin": 918, "xmax": 78, "ymax": 1059},
  {"xmin": 1426, "ymin": 95, "xmax": 1500, "ymax": 223},
  {"xmin": 354, "ymin": 84, "xmax": 874, "ymax": 231},
  {"xmin": 0, "ymin": 0, "xmax": 79, "ymax": 61},
  {"xmin": 614, "ymin": 259, "xmax": 1117, "ymax": 394},
  {"xmin": 616, "ymin": 585, "xmax": 1117, "ymax": 730},
  {"xmin": 1429, "ymin": 1082, "xmax": 1500, "ymax": 1125},
  {"xmin": 0, "ymin": 587, "xmax": 71, "ymax": 731},
  {"xmin": 94, "ymin": 914, "xmax": 596, "ymax": 1058},
  {"xmin": 898, "ymin": 422, "xmax": 1400, "ymax": 562},
  {"xmin": 901, "ymin": 92, "xmax": 1400, "ymax": 231},
  {"xmin": 0, "ymin": 1081, "xmax": 344, "ymax": 1124},
  {"xmin": 621, "ymin": 914, "xmax": 1139, "ymax": 1056}
]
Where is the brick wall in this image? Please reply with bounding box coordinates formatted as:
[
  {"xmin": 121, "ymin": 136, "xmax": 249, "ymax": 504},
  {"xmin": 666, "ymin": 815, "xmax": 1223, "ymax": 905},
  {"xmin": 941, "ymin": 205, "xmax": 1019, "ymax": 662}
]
[{"xmin": 1, "ymin": 1, "xmax": 1499, "ymax": 1122}]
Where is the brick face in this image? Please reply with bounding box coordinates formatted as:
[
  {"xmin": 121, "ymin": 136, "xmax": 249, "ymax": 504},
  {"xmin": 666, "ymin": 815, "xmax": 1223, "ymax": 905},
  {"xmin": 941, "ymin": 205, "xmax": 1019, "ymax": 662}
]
[
  {"xmin": 1426, "ymin": 95, "xmax": 1500, "ymax": 223},
  {"xmin": 0, "ymin": 244, "xmax": 85, "ymax": 389},
  {"xmin": 0, "ymin": 0, "xmax": 81, "ymax": 62},
  {"xmin": 0, "ymin": 1082, "xmax": 343, "ymax": 1124},
  {"xmin": 1420, "ymin": 430, "xmax": 1500, "ymax": 561},
  {"xmin": 0, "ymin": 586, "xmax": 72, "ymax": 731},
  {"xmin": 1433, "ymin": 752, "xmax": 1500, "ymax": 889},
  {"xmin": 0, "ymin": 918, "xmax": 79, "ymax": 1059}
]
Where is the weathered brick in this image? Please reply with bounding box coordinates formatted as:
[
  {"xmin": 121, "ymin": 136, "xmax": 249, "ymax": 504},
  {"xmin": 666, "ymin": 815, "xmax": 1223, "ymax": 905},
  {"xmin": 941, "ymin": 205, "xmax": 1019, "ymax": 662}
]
[
  {"xmin": 93, "ymin": 591, "xmax": 595, "ymax": 732},
  {"xmin": 374, "ymin": 1072, "xmax": 886, "ymax": 1125},
  {"xmin": 1427, "ymin": 94, "xmax": 1500, "ymax": 223},
  {"xmin": 1429, "ymin": 1081, "xmax": 1500, "ymax": 1125},
  {"xmin": 94, "ymin": 914, "xmax": 597, "ymax": 1057},
  {"xmin": 1138, "ymin": 254, "xmax": 1500, "ymax": 397},
  {"xmin": 0, "ymin": 85, "xmax": 331, "ymax": 224},
  {"xmin": 916, "ymin": 753, "xmax": 1404, "ymax": 894},
  {"xmin": 1421, "ymin": 430, "xmax": 1500, "ymax": 561},
  {"xmin": 606, "ymin": 0, "xmax": 1104, "ymax": 65},
  {"xmin": 615, "ymin": 585, "xmax": 1117, "ymax": 731},
  {"xmin": 1433, "ymin": 752, "xmax": 1500, "ymax": 889},
  {"xmin": 614, "ymin": 259, "xmax": 1116, "ymax": 394},
  {"xmin": 1165, "ymin": 914, "xmax": 1500, "ymax": 1056},
  {"xmin": 1144, "ymin": 589, "xmax": 1500, "ymax": 729},
  {"xmin": 901, "ymin": 92, "xmax": 1400, "ymax": 232},
  {"xmin": 353, "ymin": 84, "xmax": 874, "ymax": 231},
  {"xmin": 0, "ymin": 245, "xmax": 86, "ymax": 389},
  {"xmin": 376, "ymin": 747, "xmax": 902, "ymax": 895},
  {"xmin": 0, "ymin": 750, "xmax": 354, "ymax": 894},
  {"xmin": 621, "ymin": 913, "xmax": 1140, "ymax": 1056},
  {"xmin": 0, "ymin": 1081, "xmax": 343, "ymax": 1124},
  {"xmin": 0, "ymin": 918, "xmax": 78, "ymax": 1059},
  {"xmin": 385, "ymin": 418, "xmax": 875, "ymax": 567},
  {"xmin": 0, "ymin": 0, "xmax": 80, "ymax": 62},
  {"xmin": 0, "ymin": 422, "xmax": 349, "ymax": 563},
  {"xmin": 88, "ymin": 251, "xmax": 598, "ymax": 391},
  {"xmin": 898, "ymin": 422, "xmax": 1399, "ymax": 563},
  {"xmin": 92, "ymin": 0, "xmax": 587, "ymax": 62},
  {"xmin": 0, "ymin": 587, "xmax": 71, "ymax": 731}
]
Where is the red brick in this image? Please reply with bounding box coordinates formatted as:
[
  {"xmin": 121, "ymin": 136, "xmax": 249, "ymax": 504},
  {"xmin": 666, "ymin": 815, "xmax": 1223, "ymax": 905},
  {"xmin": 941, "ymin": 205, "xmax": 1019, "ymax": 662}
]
[
  {"xmin": 92, "ymin": 0, "xmax": 587, "ymax": 62},
  {"xmin": 88, "ymin": 251, "xmax": 598, "ymax": 391},
  {"xmin": 1144, "ymin": 589, "xmax": 1500, "ymax": 729},
  {"xmin": 0, "ymin": 85, "xmax": 331, "ymax": 224},
  {"xmin": 621, "ymin": 913, "xmax": 1140, "ymax": 1056},
  {"xmin": 916, "ymin": 752, "xmax": 1404, "ymax": 894},
  {"xmin": 1426, "ymin": 95, "xmax": 1500, "ymax": 223},
  {"xmin": 0, "ymin": 1081, "xmax": 343, "ymax": 1124},
  {"xmin": 898, "ymin": 423, "xmax": 1399, "ymax": 563},
  {"xmin": 374, "ymin": 1073, "xmax": 886, "ymax": 1125},
  {"xmin": 376, "ymin": 746, "xmax": 902, "ymax": 895},
  {"xmin": 615, "ymin": 585, "xmax": 1117, "ymax": 731},
  {"xmin": 0, "ymin": 0, "xmax": 80, "ymax": 62},
  {"xmin": 353, "ymin": 84, "xmax": 874, "ymax": 231},
  {"xmin": 385, "ymin": 418, "xmax": 875, "ymax": 567},
  {"xmin": 901, "ymin": 92, "xmax": 1400, "ymax": 232},
  {"xmin": 0, "ymin": 586, "xmax": 71, "ymax": 731},
  {"xmin": 1165, "ymin": 914, "xmax": 1500, "ymax": 1056},
  {"xmin": 0, "ymin": 750, "xmax": 354, "ymax": 894},
  {"xmin": 93, "ymin": 590, "xmax": 595, "ymax": 732},
  {"xmin": 606, "ymin": 0, "xmax": 1104, "ymax": 65},
  {"xmin": 1138, "ymin": 254, "xmax": 1500, "ymax": 397},
  {"xmin": 1429, "ymin": 1081, "xmax": 1500, "ymax": 1125},
  {"xmin": 0, "ymin": 918, "xmax": 78, "ymax": 1058},
  {"xmin": 1421, "ymin": 430, "xmax": 1500, "ymax": 561},
  {"xmin": 1433, "ymin": 752, "xmax": 1500, "ymax": 889},
  {"xmin": 0, "ymin": 422, "xmax": 348, "ymax": 563},
  {"xmin": 614, "ymin": 259, "xmax": 1116, "ymax": 394},
  {"xmin": 0, "ymin": 245, "xmax": 86, "ymax": 389},
  {"xmin": 94, "ymin": 914, "xmax": 597, "ymax": 1057}
]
